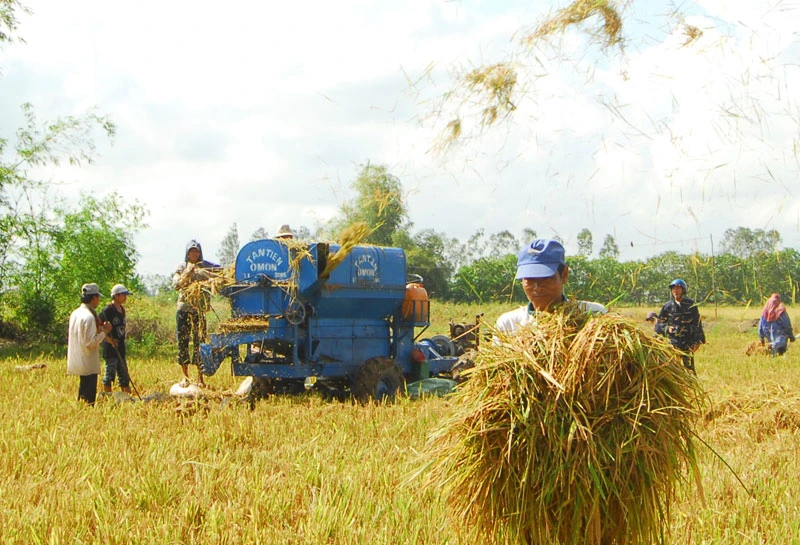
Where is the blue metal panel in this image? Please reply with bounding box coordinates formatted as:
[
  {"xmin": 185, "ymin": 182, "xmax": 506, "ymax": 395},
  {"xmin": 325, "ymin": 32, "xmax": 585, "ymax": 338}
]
[
  {"xmin": 235, "ymin": 239, "xmax": 295, "ymax": 283},
  {"xmin": 307, "ymin": 319, "xmax": 391, "ymax": 363},
  {"xmin": 309, "ymin": 244, "xmax": 406, "ymax": 319},
  {"xmin": 230, "ymin": 240, "xmax": 319, "ymax": 317}
]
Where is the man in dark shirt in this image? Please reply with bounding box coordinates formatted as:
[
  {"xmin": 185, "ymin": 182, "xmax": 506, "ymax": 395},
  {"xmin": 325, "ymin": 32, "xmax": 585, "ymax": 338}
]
[
  {"xmin": 99, "ymin": 284, "xmax": 132, "ymax": 393},
  {"xmin": 656, "ymin": 279, "xmax": 705, "ymax": 374}
]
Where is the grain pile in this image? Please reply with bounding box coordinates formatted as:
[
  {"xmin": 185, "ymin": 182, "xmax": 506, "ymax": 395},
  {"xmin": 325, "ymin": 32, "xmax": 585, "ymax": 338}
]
[{"xmin": 420, "ymin": 308, "xmax": 706, "ymax": 545}]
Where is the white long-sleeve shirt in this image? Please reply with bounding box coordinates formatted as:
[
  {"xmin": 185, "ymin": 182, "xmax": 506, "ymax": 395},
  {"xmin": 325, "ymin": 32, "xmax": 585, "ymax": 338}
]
[
  {"xmin": 495, "ymin": 300, "xmax": 607, "ymax": 335},
  {"xmin": 67, "ymin": 303, "xmax": 106, "ymax": 376}
]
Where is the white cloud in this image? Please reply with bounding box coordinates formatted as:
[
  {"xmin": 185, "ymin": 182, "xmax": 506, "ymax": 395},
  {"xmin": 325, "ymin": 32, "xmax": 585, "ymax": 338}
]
[{"xmin": 2, "ymin": 0, "xmax": 800, "ymax": 276}]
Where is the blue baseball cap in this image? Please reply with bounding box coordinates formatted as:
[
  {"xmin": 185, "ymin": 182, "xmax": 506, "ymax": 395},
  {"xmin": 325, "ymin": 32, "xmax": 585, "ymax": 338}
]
[{"xmin": 516, "ymin": 239, "xmax": 565, "ymax": 279}]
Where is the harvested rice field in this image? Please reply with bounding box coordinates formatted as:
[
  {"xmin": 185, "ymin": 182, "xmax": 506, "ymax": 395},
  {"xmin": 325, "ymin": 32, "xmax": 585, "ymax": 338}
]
[{"xmin": 0, "ymin": 305, "xmax": 799, "ymax": 544}]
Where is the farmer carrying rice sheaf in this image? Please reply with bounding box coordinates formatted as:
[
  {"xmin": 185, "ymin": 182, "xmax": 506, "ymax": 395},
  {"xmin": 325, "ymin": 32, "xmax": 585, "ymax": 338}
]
[
  {"xmin": 656, "ymin": 279, "xmax": 705, "ymax": 374},
  {"xmin": 496, "ymin": 238, "xmax": 606, "ymax": 333},
  {"xmin": 172, "ymin": 239, "xmax": 219, "ymax": 387},
  {"xmin": 759, "ymin": 293, "xmax": 795, "ymax": 357},
  {"xmin": 422, "ymin": 239, "xmax": 705, "ymax": 545}
]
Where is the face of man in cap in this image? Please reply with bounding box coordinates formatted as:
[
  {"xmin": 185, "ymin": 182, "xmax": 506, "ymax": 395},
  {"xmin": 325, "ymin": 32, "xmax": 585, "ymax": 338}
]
[
  {"xmin": 516, "ymin": 239, "xmax": 570, "ymax": 312},
  {"xmin": 522, "ymin": 268, "xmax": 569, "ymax": 311}
]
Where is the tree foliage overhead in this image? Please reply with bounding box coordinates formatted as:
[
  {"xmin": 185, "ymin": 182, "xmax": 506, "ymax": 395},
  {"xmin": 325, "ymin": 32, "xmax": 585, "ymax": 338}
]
[{"xmin": 0, "ymin": 0, "xmax": 29, "ymax": 44}]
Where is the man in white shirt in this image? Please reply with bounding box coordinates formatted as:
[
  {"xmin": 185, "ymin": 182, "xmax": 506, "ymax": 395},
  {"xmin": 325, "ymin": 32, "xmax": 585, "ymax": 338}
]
[
  {"xmin": 67, "ymin": 283, "xmax": 112, "ymax": 405},
  {"xmin": 496, "ymin": 239, "xmax": 606, "ymax": 334}
]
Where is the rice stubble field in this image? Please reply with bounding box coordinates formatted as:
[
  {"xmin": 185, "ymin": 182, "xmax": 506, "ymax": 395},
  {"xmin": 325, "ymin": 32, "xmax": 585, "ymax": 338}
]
[{"xmin": 1, "ymin": 304, "xmax": 799, "ymax": 544}]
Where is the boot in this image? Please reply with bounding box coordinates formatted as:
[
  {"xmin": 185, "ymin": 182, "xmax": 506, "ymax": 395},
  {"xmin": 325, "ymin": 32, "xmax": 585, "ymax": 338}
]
[
  {"xmin": 121, "ymin": 386, "xmax": 132, "ymax": 394},
  {"xmin": 102, "ymin": 384, "xmax": 112, "ymax": 393}
]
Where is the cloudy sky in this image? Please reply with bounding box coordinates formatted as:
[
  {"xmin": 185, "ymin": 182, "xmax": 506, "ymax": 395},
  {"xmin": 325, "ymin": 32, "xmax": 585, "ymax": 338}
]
[{"xmin": 2, "ymin": 0, "xmax": 798, "ymax": 277}]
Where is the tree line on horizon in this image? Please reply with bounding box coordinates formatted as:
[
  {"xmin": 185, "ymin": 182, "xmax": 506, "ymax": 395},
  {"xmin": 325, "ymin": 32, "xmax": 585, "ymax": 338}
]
[{"xmin": 210, "ymin": 164, "xmax": 792, "ymax": 310}]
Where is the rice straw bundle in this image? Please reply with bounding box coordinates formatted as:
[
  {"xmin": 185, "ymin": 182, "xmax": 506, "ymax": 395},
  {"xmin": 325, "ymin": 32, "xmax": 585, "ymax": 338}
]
[
  {"xmin": 180, "ymin": 266, "xmax": 235, "ymax": 311},
  {"xmin": 320, "ymin": 222, "xmax": 371, "ymax": 278},
  {"xmin": 420, "ymin": 308, "xmax": 705, "ymax": 545},
  {"xmin": 272, "ymin": 239, "xmax": 315, "ymax": 299},
  {"xmin": 525, "ymin": 0, "xmax": 623, "ymax": 49}
]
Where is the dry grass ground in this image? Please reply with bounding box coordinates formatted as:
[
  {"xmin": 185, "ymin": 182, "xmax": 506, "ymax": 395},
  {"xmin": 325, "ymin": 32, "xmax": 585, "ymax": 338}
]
[{"xmin": 0, "ymin": 304, "xmax": 799, "ymax": 543}]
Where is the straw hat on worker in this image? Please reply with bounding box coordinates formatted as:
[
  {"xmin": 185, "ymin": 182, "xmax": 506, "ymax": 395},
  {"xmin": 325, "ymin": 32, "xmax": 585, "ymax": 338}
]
[{"xmin": 275, "ymin": 224, "xmax": 294, "ymax": 239}]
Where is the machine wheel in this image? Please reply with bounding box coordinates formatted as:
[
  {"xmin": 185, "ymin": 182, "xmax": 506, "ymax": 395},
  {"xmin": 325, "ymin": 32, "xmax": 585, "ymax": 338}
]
[
  {"xmin": 351, "ymin": 357, "xmax": 405, "ymax": 403},
  {"xmin": 285, "ymin": 299, "xmax": 306, "ymax": 325},
  {"xmin": 430, "ymin": 334, "xmax": 456, "ymax": 357}
]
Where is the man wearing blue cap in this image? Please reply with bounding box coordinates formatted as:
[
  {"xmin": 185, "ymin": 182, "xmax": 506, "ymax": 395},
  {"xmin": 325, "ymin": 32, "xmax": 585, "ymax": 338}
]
[{"xmin": 496, "ymin": 239, "xmax": 606, "ymax": 333}]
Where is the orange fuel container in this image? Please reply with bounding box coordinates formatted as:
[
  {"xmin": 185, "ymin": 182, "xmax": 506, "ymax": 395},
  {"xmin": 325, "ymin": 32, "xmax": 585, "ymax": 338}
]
[{"xmin": 401, "ymin": 282, "xmax": 429, "ymax": 323}]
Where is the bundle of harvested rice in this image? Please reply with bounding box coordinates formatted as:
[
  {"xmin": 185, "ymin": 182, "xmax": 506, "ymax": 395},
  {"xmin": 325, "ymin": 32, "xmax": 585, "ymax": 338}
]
[
  {"xmin": 525, "ymin": 0, "xmax": 623, "ymax": 49},
  {"xmin": 419, "ymin": 308, "xmax": 705, "ymax": 545},
  {"xmin": 272, "ymin": 238, "xmax": 315, "ymax": 299},
  {"xmin": 181, "ymin": 266, "xmax": 235, "ymax": 311},
  {"xmin": 320, "ymin": 222, "xmax": 371, "ymax": 278}
]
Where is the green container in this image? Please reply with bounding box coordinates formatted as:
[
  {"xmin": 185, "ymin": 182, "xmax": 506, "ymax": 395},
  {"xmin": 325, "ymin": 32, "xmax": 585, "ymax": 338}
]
[{"xmin": 411, "ymin": 360, "xmax": 430, "ymax": 382}]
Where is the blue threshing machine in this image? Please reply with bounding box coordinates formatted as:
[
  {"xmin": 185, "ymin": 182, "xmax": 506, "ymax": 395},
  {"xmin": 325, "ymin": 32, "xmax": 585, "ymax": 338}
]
[{"xmin": 199, "ymin": 239, "xmax": 458, "ymax": 400}]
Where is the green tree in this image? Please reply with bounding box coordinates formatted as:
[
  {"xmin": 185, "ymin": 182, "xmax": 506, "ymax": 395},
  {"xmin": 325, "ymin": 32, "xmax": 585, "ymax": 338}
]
[
  {"xmin": 294, "ymin": 225, "xmax": 311, "ymax": 240},
  {"xmin": 521, "ymin": 228, "xmax": 537, "ymax": 242},
  {"xmin": 7, "ymin": 193, "xmax": 146, "ymax": 338},
  {"xmin": 393, "ymin": 228, "xmax": 455, "ymax": 299},
  {"xmin": 0, "ymin": 11, "xmax": 137, "ymax": 337},
  {"xmin": 720, "ymin": 227, "xmax": 781, "ymax": 258},
  {"xmin": 1, "ymin": 108, "xmax": 116, "ymax": 286},
  {"xmin": 333, "ymin": 163, "xmax": 406, "ymax": 246},
  {"xmin": 451, "ymin": 254, "xmax": 523, "ymax": 304},
  {"xmin": 577, "ymin": 228, "xmax": 593, "ymax": 257},
  {"xmin": 459, "ymin": 229, "xmax": 488, "ymax": 266},
  {"xmin": 488, "ymin": 230, "xmax": 519, "ymax": 258},
  {"xmin": 0, "ymin": 1, "xmax": 28, "ymax": 43},
  {"xmin": 599, "ymin": 234, "xmax": 619, "ymax": 260},
  {"xmin": 250, "ymin": 227, "xmax": 268, "ymax": 241},
  {"xmin": 218, "ymin": 223, "xmax": 240, "ymax": 267}
]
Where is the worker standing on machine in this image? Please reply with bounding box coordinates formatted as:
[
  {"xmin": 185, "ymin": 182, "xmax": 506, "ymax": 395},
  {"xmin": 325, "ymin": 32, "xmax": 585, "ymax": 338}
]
[{"xmin": 172, "ymin": 239, "xmax": 219, "ymax": 387}]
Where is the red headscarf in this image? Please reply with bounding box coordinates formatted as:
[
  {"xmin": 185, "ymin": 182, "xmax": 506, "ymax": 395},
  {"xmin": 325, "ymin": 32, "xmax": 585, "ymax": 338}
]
[{"xmin": 762, "ymin": 293, "xmax": 786, "ymax": 322}]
